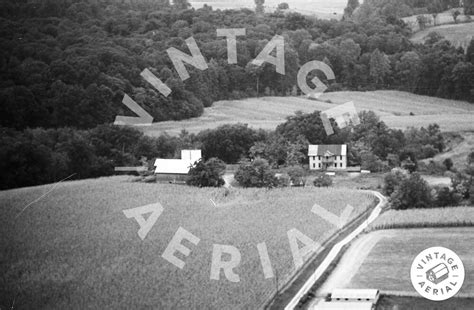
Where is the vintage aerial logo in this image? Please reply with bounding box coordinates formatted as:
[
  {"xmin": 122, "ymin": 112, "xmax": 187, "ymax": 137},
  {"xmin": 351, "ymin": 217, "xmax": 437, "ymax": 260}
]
[{"xmin": 410, "ymin": 246, "xmax": 465, "ymax": 301}]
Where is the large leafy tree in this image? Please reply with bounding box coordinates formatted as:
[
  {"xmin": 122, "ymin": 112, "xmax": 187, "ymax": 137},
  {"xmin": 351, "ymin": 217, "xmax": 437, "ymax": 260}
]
[
  {"xmin": 465, "ymin": 0, "xmax": 474, "ymax": 15},
  {"xmin": 235, "ymin": 158, "xmax": 277, "ymax": 188},
  {"xmin": 391, "ymin": 173, "xmax": 433, "ymax": 209},
  {"xmin": 276, "ymin": 111, "xmax": 342, "ymax": 145},
  {"xmin": 198, "ymin": 124, "xmax": 266, "ymax": 164},
  {"xmin": 369, "ymin": 49, "xmax": 391, "ymax": 85},
  {"xmin": 187, "ymin": 158, "xmax": 226, "ymax": 187}
]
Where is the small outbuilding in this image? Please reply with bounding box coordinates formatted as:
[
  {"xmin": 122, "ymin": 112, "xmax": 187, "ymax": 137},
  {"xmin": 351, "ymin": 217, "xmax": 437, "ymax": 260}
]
[
  {"xmin": 330, "ymin": 289, "xmax": 380, "ymax": 303},
  {"xmin": 313, "ymin": 300, "xmax": 374, "ymax": 310}
]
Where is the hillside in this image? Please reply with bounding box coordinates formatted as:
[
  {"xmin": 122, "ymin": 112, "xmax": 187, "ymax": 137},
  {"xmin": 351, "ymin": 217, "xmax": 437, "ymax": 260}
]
[
  {"xmin": 402, "ymin": 8, "xmax": 474, "ymax": 32},
  {"xmin": 426, "ymin": 132, "xmax": 474, "ymax": 170},
  {"xmin": 144, "ymin": 90, "xmax": 474, "ymax": 136},
  {"xmin": 189, "ymin": 0, "xmax": 347, "ymax": 19},
  {"xmin": 410, "ymin": 22, "xmax": 474, "ymax": 48},
  {"xmin": 0, "ymin": 176, "xmax": 375, "ymax": 309}
]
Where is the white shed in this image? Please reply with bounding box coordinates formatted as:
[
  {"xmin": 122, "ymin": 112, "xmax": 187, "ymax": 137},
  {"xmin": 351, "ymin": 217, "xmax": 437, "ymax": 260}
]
[
  {"xmin": 330, "ymin": 289, "xmax": 380, "ymax": 303},
  {"xmin": 313, "ymin": 300, "xmax": 374, "ymax": 310}
]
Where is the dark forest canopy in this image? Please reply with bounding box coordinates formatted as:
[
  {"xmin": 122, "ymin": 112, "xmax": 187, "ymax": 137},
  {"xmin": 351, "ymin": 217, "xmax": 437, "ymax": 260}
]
[{"xmin": 0, "ymin": 0, "xmax": 473, "ymax": 130}]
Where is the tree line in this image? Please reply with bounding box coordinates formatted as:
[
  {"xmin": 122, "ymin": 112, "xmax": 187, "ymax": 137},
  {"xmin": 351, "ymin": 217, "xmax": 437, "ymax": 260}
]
[
  {"xmin": 0, "ymin": 0, "xmax": 473, "ymax": 131},
  {"xmin": 0, "ymin": 108, "xmax": 449, "ymax": 190}
]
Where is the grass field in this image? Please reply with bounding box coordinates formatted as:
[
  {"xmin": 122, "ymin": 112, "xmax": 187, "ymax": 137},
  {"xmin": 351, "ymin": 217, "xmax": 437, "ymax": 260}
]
[
  {"xmin": 376, "ymin": 295, "xmax": 474, "ymax": 310},
  {"xmin": 143, "ymin": 91, "xmax": 474, "ymax": 137},
  {"xmin": 428, "ymin": 132, "xmax": 474, "ymax": 170},
  {"xmin": 323, "ymin": 228, "xmax": 474, "ymax": 296},
  {"xmin": 368, "ymin": 207, "xmax": 474, "ymax": 231},
  {"xmin": 189, "ymin": 0, "xmax": 346, "ymax": 19},
  {"xmin": 410, "ymin": 22, "xmax": 474, "ymax": 47},
  {"xmin": 0, "ymin": 176, "xmax": 375, "ymax": 309}
]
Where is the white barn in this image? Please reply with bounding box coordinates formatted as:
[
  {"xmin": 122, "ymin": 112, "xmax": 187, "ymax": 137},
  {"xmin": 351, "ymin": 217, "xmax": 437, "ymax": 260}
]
[
  {"xmin": 330, "ymin": 289, "xmax": 380, "ymax": 303},
  {"xmin": 312, "ymin": 301, "xmax": 374, "ymax": 310},
  {"xmin": 308, "ymin": 145, "xmax": 347, "ymax": 171},
  {"xmin": 154, "ymin": 150, "xmax": 201, "ymax": 182},
  {"xmin": 312, "ymin": 289, "xmax": 380, "ymax": 310}
]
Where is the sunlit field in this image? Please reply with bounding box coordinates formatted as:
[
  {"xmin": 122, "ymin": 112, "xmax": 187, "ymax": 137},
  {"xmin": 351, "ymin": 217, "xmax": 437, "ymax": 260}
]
[
  {"xmin": 410, "ymin": 22, "xmax": 474, "ymax": 46},
  {"xmin": 144, "ymin": 91, "xmax": 474, "ymax": 137},
  {"xmin": 189, "ymin": 0, "xmax": 347, "ymax": 19},
  {"xmin": 0, "ymin": 176, "xmax": 375, "ymax": 309}
]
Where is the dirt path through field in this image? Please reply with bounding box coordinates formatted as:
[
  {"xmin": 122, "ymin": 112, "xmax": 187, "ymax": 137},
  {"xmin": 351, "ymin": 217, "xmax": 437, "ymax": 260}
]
[
  {"xmin": 315, "ymin": 231, "xmax": 390, "ymax": 296},
  {"xmin": 312, "ymin": 227, "xmax": 474, "ymax": 300}
]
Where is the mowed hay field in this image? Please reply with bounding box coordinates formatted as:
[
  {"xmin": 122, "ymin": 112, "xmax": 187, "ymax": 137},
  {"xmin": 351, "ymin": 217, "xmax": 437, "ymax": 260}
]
[
  {"xmin": 320, "ymin": 228, "xmax": 474, "ymax": 296},
  {"xmin": 410, "ymin": 22, "xmax": 474, "ymax": 45},
  {"xmin": 0, "ymin": 176, "xmax": 375, "ymax": 309},
  {"xmin": 189, "ymin": 0, "xmax": 347, "ymax": 19},
  {"xmin": 143, "ymin": 91, "xmax": 474, "ymax": 136}
]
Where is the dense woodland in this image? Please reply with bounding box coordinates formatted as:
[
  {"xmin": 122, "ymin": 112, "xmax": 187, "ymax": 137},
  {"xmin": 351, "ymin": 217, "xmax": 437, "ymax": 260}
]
[
  {"xmin": 0, "ymin": 0, "xmax": 473, "ymax": 130},
  {"xmin": 1, "ymin": 0, "xmax": 474, "ymax": 189}
]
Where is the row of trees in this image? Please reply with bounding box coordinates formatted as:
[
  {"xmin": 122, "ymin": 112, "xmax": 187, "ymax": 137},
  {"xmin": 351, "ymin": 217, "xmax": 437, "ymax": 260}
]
[
  {"xmin": 0, "ymin": 124, "xmax": 178, "ymax": 189},
  {"xmin": 352, "ymin": 0, "xmax": 471, "ymax": 19},
  {"xmin": 1, "ymin": 0, "xmax": 473, "ymax": 131},
  {"xmin": 0, "ymin": 107, "xmax": 447, "ymax": 189},
  {"xmin": 383, "ymin": 152, "xmax": 474, "ymax": 209}
]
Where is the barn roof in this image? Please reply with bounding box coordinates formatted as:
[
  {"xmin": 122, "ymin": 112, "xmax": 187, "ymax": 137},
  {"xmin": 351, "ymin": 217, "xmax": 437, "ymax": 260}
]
[
  {"xmin": 331, "ymin": 289, "xmax": 379, "ymax": 300},
  {"xmin": 308, "ymin": 145, "xmax": 347, "ymax": 156},
  {"xmin": 154, "ymin": 159, "xmax": 191, "ymax": 174},
  {"xmin": 313, "ymin": 301, "xmax": 374, "ymax": 310},
  {"xmin": 154, "ymin": 150, "xmax": 202, "ymax": 175}
]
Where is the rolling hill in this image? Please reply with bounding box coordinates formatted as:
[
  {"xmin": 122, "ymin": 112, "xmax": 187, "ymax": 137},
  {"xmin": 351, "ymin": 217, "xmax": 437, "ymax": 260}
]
[
  {"xmin": 189, "ymin": 0, "xmax": 347, "ymax": 19},
  {"xmin": 143, "ymin": 90, "xmax": 474, "ymax": 137},
  {"xmin": 410, "ymin": 22, "xmax": 474, "ymax": 49},
  {"xmin": 0, "ymin": 177, "xmax": 375, "ymax": 309}
]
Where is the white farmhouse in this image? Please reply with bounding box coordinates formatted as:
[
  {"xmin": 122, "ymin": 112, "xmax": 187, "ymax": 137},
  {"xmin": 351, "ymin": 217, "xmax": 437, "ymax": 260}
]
[{"xmin": 308, "ymin": 145, "xmax": 347, "ymax": 171}]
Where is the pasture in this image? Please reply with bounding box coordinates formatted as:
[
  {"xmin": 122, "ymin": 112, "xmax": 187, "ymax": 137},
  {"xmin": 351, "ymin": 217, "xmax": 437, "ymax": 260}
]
[
  {"xmin": 0, "ymin": 176, "xmax": 375, "ymax": 309},
  {"xmin": 189, "ymin": 0, "xmax": 346, "ymax": 19},
  {"xmin": 410, "ymin": 22, "xmax": 474, "ymax": 47},
  {"xmin": 428, "ymin": 132, "xmax": 474, "ymax": 170},
  {"xmin": 143, "ymin": 91, "xmax": 474, "ymax": 137}
]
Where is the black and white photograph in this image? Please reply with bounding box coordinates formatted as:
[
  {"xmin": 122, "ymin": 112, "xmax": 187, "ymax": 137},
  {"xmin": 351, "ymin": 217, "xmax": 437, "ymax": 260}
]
[{"xmin": 1, "ymin": 0, "xmax": 473, "ymax": 309}]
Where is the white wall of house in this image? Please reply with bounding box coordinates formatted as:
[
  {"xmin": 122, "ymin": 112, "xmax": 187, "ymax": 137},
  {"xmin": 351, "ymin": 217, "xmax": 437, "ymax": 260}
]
[{"xmin": 308, "ymin": 145, "xmax": 347, "ymax": 170}]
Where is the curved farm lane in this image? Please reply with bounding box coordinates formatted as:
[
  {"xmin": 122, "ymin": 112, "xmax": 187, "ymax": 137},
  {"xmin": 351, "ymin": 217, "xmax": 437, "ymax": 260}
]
[
  {"xmin": 272, "ymin": 191, "xmax": 388, "ymax": 310},
  {"xmin": 315, "ymin": 230, "xmax": 386, "ymax": 296}
]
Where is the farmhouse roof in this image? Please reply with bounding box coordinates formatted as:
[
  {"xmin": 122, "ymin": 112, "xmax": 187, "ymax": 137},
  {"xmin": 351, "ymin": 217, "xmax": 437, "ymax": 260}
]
[
  {"xmin": 154, "ymin": 150, "xmax": 202, "ymax": 175},
  {"xmin": 308, "ymin": 145, "xmax": 347, "ymax": 156}
]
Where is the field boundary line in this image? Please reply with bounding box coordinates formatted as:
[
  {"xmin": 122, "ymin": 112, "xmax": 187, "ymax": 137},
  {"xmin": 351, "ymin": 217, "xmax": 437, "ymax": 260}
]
[
  {"xmin": 282, "ymin": 191, "xmax": 387, "ymax": 310},
  {"xmin": 381, "ymin": 290, "xmax": 474, "ymax": 298}
]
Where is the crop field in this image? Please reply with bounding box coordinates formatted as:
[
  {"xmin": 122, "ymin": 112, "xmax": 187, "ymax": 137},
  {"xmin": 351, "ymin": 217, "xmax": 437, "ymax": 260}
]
[
  {"xmin": 368, "ymin": 207, "xmax": 474, "ymax": 231},
  {"xmin": 318, "ymin": 228, "xmax": 474, "ymax": 297},
  {"xmin": 376, "ymin": 295, "xmax": 474, "ymax": 310},
  {"xmin": 410, "ymin": 22, "xmax": 474, "ymax": 46},
  {"xmin": 143, "ymin": 91, "xmax": 474, "ymax": 137},
  {"xmin": 0, "ymin": 176, "xmax": 375, "ymax": 309}
]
